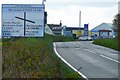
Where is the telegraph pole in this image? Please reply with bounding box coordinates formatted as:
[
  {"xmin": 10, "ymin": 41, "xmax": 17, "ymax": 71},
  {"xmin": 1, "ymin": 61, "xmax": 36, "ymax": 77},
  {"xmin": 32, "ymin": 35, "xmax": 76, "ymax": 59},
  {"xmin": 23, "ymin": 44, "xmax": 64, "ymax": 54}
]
[
  {"xmin": 79, "ymin": 11, "xmax": 81, "ymax": 28},
  {"xmin": 42, "ymin": 0, "xmax": 46, "ymax": 5},
  {"xmin": 79, "ymin": 11, "xmax": 81, "ymax": 37}
]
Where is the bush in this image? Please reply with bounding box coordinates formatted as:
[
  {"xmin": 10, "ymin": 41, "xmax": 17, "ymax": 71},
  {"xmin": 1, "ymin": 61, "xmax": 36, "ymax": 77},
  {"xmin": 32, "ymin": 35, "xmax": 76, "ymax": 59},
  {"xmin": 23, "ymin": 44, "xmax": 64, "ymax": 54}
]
[{"xmin": 2, "ymin": 34, "xmax": 80, "ymax": 78}]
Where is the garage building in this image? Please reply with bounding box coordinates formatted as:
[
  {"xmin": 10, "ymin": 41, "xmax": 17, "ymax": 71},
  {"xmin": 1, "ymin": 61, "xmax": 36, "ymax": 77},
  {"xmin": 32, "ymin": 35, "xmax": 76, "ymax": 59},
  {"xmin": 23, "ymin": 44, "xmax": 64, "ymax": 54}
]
[{"xmin": 91, "ymin": 23, "xmax": 115, "ymax": 38}]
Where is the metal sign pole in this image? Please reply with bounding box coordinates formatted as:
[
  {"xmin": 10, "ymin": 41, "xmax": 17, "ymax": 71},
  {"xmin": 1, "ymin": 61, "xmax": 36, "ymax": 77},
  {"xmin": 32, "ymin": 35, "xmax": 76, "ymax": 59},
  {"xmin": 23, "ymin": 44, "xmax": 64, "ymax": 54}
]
[{"xmin": 24, "ymin": 12, "xmax": 26, "ymax": 36}]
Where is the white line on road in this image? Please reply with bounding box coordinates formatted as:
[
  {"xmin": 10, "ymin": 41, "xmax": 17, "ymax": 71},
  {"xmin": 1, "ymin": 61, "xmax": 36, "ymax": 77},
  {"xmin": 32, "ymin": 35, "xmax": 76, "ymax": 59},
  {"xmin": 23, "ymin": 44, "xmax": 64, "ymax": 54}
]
[
  {"xmin": 85, "ymin": 49, "xmax": 96, "ymax": 54},
  {"xmin": 100, "ymin": 55, "xmax": 120, "ymax": 64},
  {"xmin": 74, "ymin": 42, "xmax": 78, "ymax": 45},
  {"xmin": 85, "ymin": 49, "xmax": 88, "ymax": 51},
  {"xmin": 53, "ymin": 42, "xmax": 88, "ymax": 80},
  {"xmin": 90, "ymin": 51, "xmax": 96, "ymax": 53}
]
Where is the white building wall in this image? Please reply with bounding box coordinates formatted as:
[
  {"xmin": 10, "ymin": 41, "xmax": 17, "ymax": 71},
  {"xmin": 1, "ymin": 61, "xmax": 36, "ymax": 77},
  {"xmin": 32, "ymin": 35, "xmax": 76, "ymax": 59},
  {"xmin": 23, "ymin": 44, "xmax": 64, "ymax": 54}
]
[{"xmin": 45, "ymin": 24, "xmax": 55, "ymax": 35}]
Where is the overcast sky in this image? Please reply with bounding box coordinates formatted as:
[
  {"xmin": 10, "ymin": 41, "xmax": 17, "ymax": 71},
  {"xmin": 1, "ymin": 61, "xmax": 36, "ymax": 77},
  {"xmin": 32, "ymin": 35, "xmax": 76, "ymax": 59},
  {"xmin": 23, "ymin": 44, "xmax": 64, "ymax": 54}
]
[
  {"xmin": 45, "ymin": 0, "xmax": 119, "ymax": 30},
  {"xmin": 0, "ymin": 0, "xmax": 119, "ymax": 34}
]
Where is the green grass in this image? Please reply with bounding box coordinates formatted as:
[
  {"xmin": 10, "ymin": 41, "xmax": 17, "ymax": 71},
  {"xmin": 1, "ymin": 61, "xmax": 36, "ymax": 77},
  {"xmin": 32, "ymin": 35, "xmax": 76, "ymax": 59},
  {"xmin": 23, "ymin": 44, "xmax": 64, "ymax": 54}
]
[
  {"xmin": 93, "ymin": 38, "xmax": 120, "ymax": 51},
  {"xmin": 0, "ymin": 39, "xmax": 2, "ymax": 46},
  {"xmin": 2, "ymin": 34, "xmax": 81, "ymax": 78}
]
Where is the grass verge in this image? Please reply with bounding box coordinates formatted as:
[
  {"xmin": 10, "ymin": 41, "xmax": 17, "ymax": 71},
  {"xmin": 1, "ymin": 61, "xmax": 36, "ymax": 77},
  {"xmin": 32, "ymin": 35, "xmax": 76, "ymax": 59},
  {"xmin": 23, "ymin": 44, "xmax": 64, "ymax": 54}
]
[
  {"xmin": 2, "ymin": 34, "xmax": 81, "ymax": 78},
  {"xmin": 93, "ymin": 38, "xmax": 120, "ymax": 51}
]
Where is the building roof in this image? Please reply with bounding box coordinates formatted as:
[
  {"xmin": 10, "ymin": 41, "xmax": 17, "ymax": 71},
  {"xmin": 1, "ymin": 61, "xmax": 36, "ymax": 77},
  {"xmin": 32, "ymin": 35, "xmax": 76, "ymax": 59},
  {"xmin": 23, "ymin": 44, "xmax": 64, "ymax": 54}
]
[
  {"xmin": 65, "ymin": 27, "xmax": 84, "ymax": 30},
  {"xmin": 47, "ymin": 24, "xmax": 62, "ymax": 30},
  {"xmin": 106, "ymin": 23, "xmax": 113, "ymax": 27},
  {"xmin": 45, "ymin": 24, "xmax": 55, "ymax": 35},
  {"xmin": 47, "ymin": 24, "xmax": 60, "ymax": 27},
  {"xmin": 91, "ymin": 23, "xmax": 113, "ymax": 32}
]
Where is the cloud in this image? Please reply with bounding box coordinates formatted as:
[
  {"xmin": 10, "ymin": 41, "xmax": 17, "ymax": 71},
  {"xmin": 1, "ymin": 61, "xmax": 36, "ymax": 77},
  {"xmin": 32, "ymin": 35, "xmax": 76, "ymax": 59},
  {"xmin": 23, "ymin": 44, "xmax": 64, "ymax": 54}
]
[
  {"xmin": 46, "ymin": 2, "xmax": 117, "ymax": 8},
  {"xmin": 47, "ymin": 0, "xmax": 119, "ymax": 3},
  {"xmin": 1, "ymin": 0, "xmax": 42, "ymax": 4},
  {"xmin": 46, "ymin": 3, "xmax": 118, "ymax": 30},
  {"xmin": 45, "ymin": 0, "xmax": 118, "ymax": 30},
  {"xmin": 46, "ymin": 0, "xmax": 119, "ymax": 8}
]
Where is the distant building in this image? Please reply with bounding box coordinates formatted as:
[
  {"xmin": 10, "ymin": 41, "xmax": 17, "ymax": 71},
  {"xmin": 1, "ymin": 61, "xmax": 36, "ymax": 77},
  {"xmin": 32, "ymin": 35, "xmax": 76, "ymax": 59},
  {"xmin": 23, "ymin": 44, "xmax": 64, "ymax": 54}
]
[
  {"xmin": 45, "ymin": 24, "xmax": 55, "ymax": 35},
  {"xmin": 62, "ymin": 24, "xmax": 91, "ymax": 38},
  {"xmin": 88, "ymin": 31, "xmax": 92, "ymax": 37},
  {"xmin": 91, "ymin": 23, "xmax": 115, "ymax": 38},
  {"xmin": 47, "ymin": 22, "xmax": 62, "ymax": 35},
  {"xmin": 62, "ymin": 26, "xmax": 84, "ymax": 38}
]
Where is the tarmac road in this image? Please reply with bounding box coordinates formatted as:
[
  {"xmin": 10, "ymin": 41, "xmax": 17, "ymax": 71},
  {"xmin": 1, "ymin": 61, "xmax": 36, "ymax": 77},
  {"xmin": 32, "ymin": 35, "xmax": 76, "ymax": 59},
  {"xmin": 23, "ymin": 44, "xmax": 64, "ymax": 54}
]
[
  {"xmin": 54, "ymin": 41, "xmax": 119, "ymax": 79},
  {"xmin": 0, "ymin": 45, "xmax": 2, "ymax": 79}
]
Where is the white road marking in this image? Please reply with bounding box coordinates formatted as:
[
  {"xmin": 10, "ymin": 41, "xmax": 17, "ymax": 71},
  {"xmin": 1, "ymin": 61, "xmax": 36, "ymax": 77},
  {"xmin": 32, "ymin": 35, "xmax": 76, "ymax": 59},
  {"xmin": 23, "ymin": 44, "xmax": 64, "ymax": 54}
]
[
  {"xmin": 54, "ymin": 42, "xmax": 88, "ymax": 80},
  {"xmin": 74, "ymin": 43, "xmax": 78, "ymax": 45},
  {"xmin": 85, "ymin": 49, "xmax": 88, "ymax": 51},
  {"xmin": 74, "ymin": 43, "xmax": 80, "ymax": 48},
  {"xmin": 75, "ymin": 48, "xmax": 79, "ymax": 49},
  {"xmin": 85, "ymin": 49, "xmax": 96, "ymax": 54},
  {"xmin": 100, "ymin": 55, "xmax": 120, "ymax": 64},
  {"xmin": 90, "ymin": 51, "xmax": 96, "ymax": 53}
]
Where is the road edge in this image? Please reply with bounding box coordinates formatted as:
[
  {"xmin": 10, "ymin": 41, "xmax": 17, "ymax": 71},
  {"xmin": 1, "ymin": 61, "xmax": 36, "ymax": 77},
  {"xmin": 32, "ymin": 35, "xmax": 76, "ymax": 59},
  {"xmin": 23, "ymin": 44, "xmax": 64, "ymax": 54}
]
[{"xmin": 53, "ymin": 42, "xmax": 88, "ymax": 80}]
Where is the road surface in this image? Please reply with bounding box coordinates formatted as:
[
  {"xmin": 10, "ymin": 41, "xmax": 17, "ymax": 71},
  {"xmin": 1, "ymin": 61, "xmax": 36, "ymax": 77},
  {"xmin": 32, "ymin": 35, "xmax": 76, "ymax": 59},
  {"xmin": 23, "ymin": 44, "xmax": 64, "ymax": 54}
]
[
  {"xmin": 54, "ymin": 41, "xmax": 119, "ymax": 79},
  {"xmin": 0, "ymin": 45, "xmax": 2, "ymax": 79}
]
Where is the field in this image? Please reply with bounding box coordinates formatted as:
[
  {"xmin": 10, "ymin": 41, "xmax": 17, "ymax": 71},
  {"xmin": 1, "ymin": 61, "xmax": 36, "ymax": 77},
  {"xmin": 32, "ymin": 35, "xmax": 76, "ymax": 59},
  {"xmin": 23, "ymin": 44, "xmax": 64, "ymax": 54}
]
[
  {"xmin": 93, "ymin": 38, "xmax": 120, "ymax": 51},
  {"xmin": 2, "ymin": 34, "xmax": 81, "ymax": 78}
]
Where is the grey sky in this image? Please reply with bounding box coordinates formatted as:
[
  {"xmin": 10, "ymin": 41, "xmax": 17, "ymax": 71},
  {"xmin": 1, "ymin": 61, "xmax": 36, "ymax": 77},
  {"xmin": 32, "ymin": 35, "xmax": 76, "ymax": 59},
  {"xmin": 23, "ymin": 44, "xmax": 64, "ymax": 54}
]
[
  {"xmin": 45, "ymin": 0, "xmax": 119, "ymax": 29},
  {"xmin": 46, "ymin": 1, "xmax": 117, "ymax": 7}
]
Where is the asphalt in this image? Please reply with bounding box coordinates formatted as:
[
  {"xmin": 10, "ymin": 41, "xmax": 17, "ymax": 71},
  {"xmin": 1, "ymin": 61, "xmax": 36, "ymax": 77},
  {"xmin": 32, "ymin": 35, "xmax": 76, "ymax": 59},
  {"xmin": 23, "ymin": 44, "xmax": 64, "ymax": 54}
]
[
  {"xmin": 55, "ymin": 41, "xmax": 119, "ymax": 79},
  {"xmin": 0, "ymin": 46, "xmax": 2, "ymax": 79}
]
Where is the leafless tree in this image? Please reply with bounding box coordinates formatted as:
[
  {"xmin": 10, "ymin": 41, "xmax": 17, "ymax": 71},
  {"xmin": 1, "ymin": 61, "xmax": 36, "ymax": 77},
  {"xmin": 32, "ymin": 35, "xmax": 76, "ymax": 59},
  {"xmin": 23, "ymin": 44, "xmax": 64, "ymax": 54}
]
[{"xmin": 113, "ymin": 14, "xmax": 120, "ymax": 40}]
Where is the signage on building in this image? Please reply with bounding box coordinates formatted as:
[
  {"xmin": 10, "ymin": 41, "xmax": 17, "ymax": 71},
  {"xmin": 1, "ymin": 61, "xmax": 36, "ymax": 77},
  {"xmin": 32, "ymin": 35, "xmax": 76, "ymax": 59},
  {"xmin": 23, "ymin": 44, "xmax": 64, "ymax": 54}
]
[
  {"xmin": 84, "ymin": 24, "xmax": 88, "ymax": 36},
  {"xmin": 2, "ymin": 4, "xmax": 44, "ymax": 38}
]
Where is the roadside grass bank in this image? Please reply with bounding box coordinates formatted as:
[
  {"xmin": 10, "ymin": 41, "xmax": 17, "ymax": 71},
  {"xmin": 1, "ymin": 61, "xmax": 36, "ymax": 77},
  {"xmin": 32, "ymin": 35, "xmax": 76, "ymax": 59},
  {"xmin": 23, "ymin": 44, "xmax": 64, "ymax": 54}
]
[
  {"xmin": 2, "ymin": 34, "xmax": 81, "ymax": 78},
  {"xmin": 93, "ymin": 38, "xmax": 120, "ymax": 51},
  {"xmin": 0, "ymin": 39, "xmax": 2, "ymax": 45}
]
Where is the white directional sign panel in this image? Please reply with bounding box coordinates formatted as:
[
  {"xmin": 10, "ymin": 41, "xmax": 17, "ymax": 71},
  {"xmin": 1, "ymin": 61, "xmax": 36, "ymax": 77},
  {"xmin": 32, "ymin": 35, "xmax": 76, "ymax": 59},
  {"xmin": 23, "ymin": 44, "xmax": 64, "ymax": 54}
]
[{"xmin": 2, "ymin": 4, "xmax": 45, "ymax": 37}]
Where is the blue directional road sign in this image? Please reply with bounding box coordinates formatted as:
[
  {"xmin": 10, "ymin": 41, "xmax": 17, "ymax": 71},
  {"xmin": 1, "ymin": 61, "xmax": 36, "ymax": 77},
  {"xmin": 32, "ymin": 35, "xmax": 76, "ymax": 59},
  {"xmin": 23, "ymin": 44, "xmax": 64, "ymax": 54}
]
[{"xmin": 84, "ymin": 24, "xmax": 89, "ymax": 36}]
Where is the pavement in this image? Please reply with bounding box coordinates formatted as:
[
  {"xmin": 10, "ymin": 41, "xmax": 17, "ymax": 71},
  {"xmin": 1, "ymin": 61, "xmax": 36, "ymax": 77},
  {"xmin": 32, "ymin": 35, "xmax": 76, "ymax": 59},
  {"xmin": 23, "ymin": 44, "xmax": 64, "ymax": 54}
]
[{"xmin": 54, "ymin": 41, "xmax": 119, "ymax": 79}]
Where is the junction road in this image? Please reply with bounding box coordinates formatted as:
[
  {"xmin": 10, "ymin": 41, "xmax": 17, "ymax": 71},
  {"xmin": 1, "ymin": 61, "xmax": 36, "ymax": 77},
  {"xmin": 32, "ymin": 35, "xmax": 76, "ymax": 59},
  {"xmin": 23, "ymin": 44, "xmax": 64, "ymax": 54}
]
[{"xmin": 54, "ymin": 41, "xmax": 119, "ymax": 79}]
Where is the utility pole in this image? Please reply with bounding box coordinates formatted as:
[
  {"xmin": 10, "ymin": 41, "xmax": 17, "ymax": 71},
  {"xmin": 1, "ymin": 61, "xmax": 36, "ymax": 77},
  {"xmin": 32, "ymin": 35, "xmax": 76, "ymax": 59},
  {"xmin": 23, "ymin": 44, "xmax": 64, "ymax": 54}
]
[
  {"xmin": 79, "ymin": 11, "xmax": 81, "ymax": 37},
  {"xmin": 42, "ymin": 0, "xmax": 46, "ymax": 36},
  {"xmin": 42, "ymin": 0, "xmax": 46, "ymax": 5}
]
